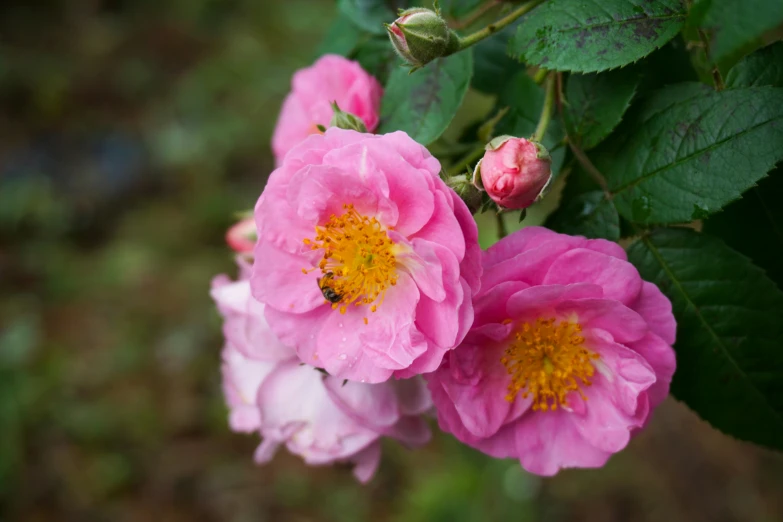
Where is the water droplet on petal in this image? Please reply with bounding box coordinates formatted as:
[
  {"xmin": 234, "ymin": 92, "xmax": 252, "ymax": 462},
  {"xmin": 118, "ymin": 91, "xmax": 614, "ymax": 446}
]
[
  {"xmin": 342, "ymin": 337, "xmax": 347, "ymax": 342},
  {"xmin": 338, "ymin": 353, "xmax": 347, "ymax": 360}
]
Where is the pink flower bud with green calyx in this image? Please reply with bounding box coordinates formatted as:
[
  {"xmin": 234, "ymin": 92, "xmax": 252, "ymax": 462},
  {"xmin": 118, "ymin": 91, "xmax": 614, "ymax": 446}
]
[
  {"xmin": 385, "ymin": 8, "xmax": 459, "ymax": 70},
  {"xmin": 473, "ymin": 135, "xmax": 552, "ymax": 210}
]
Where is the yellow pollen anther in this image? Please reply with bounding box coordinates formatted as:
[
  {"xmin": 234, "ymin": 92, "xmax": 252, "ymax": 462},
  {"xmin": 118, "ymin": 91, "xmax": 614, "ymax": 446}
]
[
  {"xmin": 303, "ymin": 204, "xmax": 398, "ymax": 312},
  {"xmin": 501, "ymin": 317, "xmax": 599, "ymax": 412}
]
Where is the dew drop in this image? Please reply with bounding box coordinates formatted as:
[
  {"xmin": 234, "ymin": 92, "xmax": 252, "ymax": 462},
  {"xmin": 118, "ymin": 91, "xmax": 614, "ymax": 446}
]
[
  {"xmin": 338, "ymin": 353, "xmax": 347, "ymax": 360},
  {"xmin": 360, "ymin": 379, "xmax": 366, "ymax": 383},
  {"xmin": 342, "ymin": 337, "xmax": 347, "ymax": 342}
]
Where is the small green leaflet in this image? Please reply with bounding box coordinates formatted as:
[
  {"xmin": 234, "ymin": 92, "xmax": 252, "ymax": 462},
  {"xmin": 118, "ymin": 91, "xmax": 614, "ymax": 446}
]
[
  {"xmin": 564, "ymin": 67, "xmax": 641, "ymax": 150},
  {"xmin": 725, "ymin": 42, "xmax": 783, "ymax": 89},
  {"xmin": 596, "ymin": 83, "xmax": 783, "ymax": 224},
  {"xmin": 627, "ymin": 228, "xmax": 783, "ymax": 450},
  {"xmin": 509, "ymin": 0, "xmax": 686, "ymax": 73},
  {"xmin": 691, "ymin": 0, "xmax": 783, "ymax": 63},
  {"xmin": 338, "ymin": 0, "xmax": 394, "ymax": 35},
  {"xmin": 379, "ymin": 50, "xmax": 473, "ymax": 145},
  {"xmin": 703, "ymin": 167, "xmax": 783, "ymax": 291}
]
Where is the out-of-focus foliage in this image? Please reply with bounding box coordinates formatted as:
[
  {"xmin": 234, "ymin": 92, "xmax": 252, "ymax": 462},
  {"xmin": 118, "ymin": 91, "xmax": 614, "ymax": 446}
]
[{"xmin": 3, "ymin": 0, "xmax": 783, "ymax": 520}]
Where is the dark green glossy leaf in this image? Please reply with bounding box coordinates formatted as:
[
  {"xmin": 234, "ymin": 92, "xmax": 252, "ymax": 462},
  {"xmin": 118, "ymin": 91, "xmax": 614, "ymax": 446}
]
[
  {"xmin": 564, "ymin": 67, "xmax": 641, "ymax": 150},
  {"xmin": 471, "ymin": 26, "xmax": 526, "ymax": 95},
  {"xmin": 379, "ymin": 50, "xmax": 473, "ymax": 145},
  {"xmin": 547, "ymin": 190, "xmax": 620, "ymax": 240},
  {"xmin": 509, "ymin": 0, "xmax": 686, "ymax": 73},
  {"xmin": 597, "ymin": 83, "xmax": 783, "ymax": 224},
  {"xmin": 725, "ymin": 42, "xmax": 783, "ymax": 89},
  {"xmin": 338, "ymin": 0, "xmax": 395, "ymax": 35},
  {"xmin": 691, "ymin": 0, "xmax": 783, "ymax": 63},
  {"xmin": 703, "ymin": 166, "xmax": 783, "ymax": 289},
  {"xmin": 627, "ymin": 227, "xmax": 783, "ymax": 450},
  {"xmin": 318, "ymin": 12, "xmax": 366, "ymax": 56}
]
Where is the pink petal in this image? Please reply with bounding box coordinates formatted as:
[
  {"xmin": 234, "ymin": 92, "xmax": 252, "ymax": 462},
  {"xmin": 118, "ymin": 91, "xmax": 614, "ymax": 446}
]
[
  {"xmin": 505, "ymin": 284, "xmax": 603, "ymax": 319},
  {"xmin": 556, "ymin": 298, "xmax": 648, "ymax": 344},
  {"xmin": 410, "ymin": 189, "xmax": 465, "ymax": 263},
  {"xmin": 351, "ymin": 442, "xmax": 382, "ymax": 483},
  {"xmin": 323, "ymin": 377, "xmax": 401, "ymax": 430},
  {"xmin": 632, "ymin": 282, "xmax": 677, "ymax": 345},
  {"xmin": 627, "ymin": 332, "xmax": 676, "ymax": 409},
  {"xmin": 250, "ymin": 245, "xmax": 324, "ymax": 314},
  {"xmin": 543, "ymin": 248, "xmax": 643, "ymax": 306},
  {"xmin": 450, "ymin": 190, "xmax": 482, "ymax": 294}
]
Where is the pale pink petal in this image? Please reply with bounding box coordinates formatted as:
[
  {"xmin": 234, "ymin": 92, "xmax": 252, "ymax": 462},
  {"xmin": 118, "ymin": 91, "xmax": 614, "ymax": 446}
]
[
  {"xmin": 506, "ymin": 284, "xmax": 603, "ymax": 319},
  {"xmin": 627, "ymin": 332, "xmax": 676, "ymax": 408},
  {"xmin": 556, "ymin": 298, "xmax": 648, "ymax": 344},
  {"xmin": 351, "ymin": 443, "xmax": 382, "ymax": 483}
]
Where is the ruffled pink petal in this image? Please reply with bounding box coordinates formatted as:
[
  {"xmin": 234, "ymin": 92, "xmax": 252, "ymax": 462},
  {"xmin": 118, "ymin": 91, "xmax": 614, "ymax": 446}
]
[
  {"xmin": 511, "ymin": 411, "xmax": 613, "ymax": 476},
  {"xmin": 505, "ymin": 284, "xmax": 603, "ymax": 319},
  {"xmin": 264, "ymin": 305, "xmax": 331, "ymax": 367},
  {"xmin": 412, "ymin": 241, "xmax": 462, "ymax": 347},
  {"xmin": 323, "ymin": 377, "xmax": 401, "ymax": 430},
  {"xmin": 472, "ymin": 281, "xmax": 529, "ymax": 326},
  {"xmin": 632, "ymin": 282, "xmax": 677, "ymax": 345},
  {"xmin": 482, "ymin": 235, "xmax": 585, "ymax": 289},
  {"xmin": 316, "ymin": 273, "xmax": 422, "ymax": 382},
  {"xmin": 257, "ymin": 361, "xmax": 379, "ymax": 463},
  {"xmin": 398, "ymin": 235, "xmax": 446, "ymax": 303},
  {"xmin": 250, "ymin": 245, "xmax": 324, "ymax": 314},
  {"xmin": 582, "ymin": 237, "xmax": 628, "ymax": 260},
  {"xmin": 556, "ymin": 298, "xmax": 648, "ymax": 344},
  {"xmin": 543, "ymin": 248, "xmax": 643, "ymax": 306},
  {"xmin": 351, "ymin": 442, "xmax": 382, "ymax": 483},
  {"xmin": 451, "ymin": 190, "xmax": 482, "ymax": 294},
  {"xmin": 627, "ymin": 332, "xmax": 676, "ymax": 409},
  {"xmin": 437, "ymin": 340, "xmax": 530, "ymax": 438},
  {"xmin": 484, "ymin": 227, "xmax": 572, "ymax": 267},
  {"xmin": 410, "ymin": 189, "xmax": 465, "ymax": 263},
  {"xmin": 254, "ymin": 438, "xmax": 282, "ymax": 464},
  {"xmin": 352, "ymin": 135, "xmax": 437, "ymax": 236}
]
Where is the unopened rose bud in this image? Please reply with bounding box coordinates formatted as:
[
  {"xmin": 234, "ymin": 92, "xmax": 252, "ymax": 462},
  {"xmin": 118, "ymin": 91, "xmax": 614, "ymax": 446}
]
[
  {"xmin": 329, "ymin": 101, "xmax": 368, "ymax": 133},
  {"xmin": 226, "ymin": 217, "xmax": 257, "ymax": 254},
  {"xmin": 445, "ymin": 173, "xmax": 483, "ymax": 214},
  {"xmin": 473, "ymin": 136, "xmax": 552, "ymax": 210},
  {"xmin": 385, "ymin": 8, "xmax": 459, "ymax": 70}
]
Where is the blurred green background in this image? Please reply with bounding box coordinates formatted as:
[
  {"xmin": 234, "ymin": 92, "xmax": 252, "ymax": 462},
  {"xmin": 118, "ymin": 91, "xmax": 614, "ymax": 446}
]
[{"xmin": 2, "ymin": 1, "xmax": 783, "ymax": 520}]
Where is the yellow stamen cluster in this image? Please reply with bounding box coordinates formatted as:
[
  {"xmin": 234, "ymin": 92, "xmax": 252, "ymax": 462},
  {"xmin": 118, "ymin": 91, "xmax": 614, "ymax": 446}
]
[
  {"xmin": 303, "ymin": 204, "xmax": 398, "ymax": 315},
  {"xmin": 500, "ymin": 318, "xmax": 599, "ymax": 411}
]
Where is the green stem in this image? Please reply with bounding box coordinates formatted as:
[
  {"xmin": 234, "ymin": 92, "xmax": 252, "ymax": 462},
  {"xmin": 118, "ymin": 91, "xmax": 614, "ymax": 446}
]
[
  {"xmin": 450, "ymin": 0, "xmax": 503, "ymax": 30},
  {"xmin": 496, "ymin": 212, "xmax": 508, "ymax": 239},
  {"xmin": 446, "ymin": 144, "xmax": 486, "ymax": 177},
  {"xmin": 568, "ymin": 140, "xmax": 611, "ymax": 197},
  {"xmin": 532, "ymin": 67, "xmax": 548, "ymax": 84},
  {"xmin": 697, "ymin": 29, "xmax": 725, "ymax": 91},
  {"xmin": 457, "ymin": 0, "xmax": 545, "ymax": 51},
  {"xmin": 531, "ymin": 73, "xmax": 555, "ymax": 143}
]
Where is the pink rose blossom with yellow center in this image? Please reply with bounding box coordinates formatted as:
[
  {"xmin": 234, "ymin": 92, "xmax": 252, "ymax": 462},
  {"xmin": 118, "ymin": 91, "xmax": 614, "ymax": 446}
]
[
  {"xmin": 271, "ymin": 55, "xmax": 382, "ymax": 165},
  {"xmin": 252, "ymin": 128, "xmax": 482, "ymax": 383},
  {"xmin": 212, "ymin": 264, "xmax": 432, "ymax": 483},
  {"xmin": 427, "ymin": 227, "xmax": 676, "ymax": 476}
]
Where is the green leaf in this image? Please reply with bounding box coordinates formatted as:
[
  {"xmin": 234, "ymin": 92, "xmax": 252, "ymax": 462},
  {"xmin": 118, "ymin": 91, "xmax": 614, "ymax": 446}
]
[
  {"xmin": 597, "ymin": 83, "xmax": 783, "ymax": 224},
  {"xmin": 691, "ymin": 0, "xmax": 783, "ymax": 63},
  {"xmin": 495, "ymin": 72, "xmax": 566, "ymax": 177},
  {"xmin": 509, "ymin": 0, "xmax": 686, "ymax": 73},
  {"xmin": 379, "ymin": 50, "xmax": 473, "ymax": 145},
  {"xmin": 725, "ymin": 42, "xmax": 783, "ymax": 89},
  {"xmin": 703, "ymin": 166, "xmax": 783, "ymax": 289},
  {"xmin": 627, "ymin": 228, "xmax": 783, "ymax": 450},
  {"xmin": 471, "ymin": 26, "xmax": 526, "ymax": 95},
  {"xmin": 547, "ymin": 189, "xmax": 620, "ymax": 241},
  {"xmin": 318, "ymin": 12, "xmax": 366, "ymax": 56},
  {"xmin": 338, "ymin": 0, "xmax": 395, "ymax": 35},
  {"xmin": 353, "ymin": 36, "xmax": 399, "ymax": 84},
  {"xmin": 438, "ymin": 0, "xmax": 484, "ymax": 18},
  {"xmin": 564, "ymin": 67, "xmax": 641, "ymax": 150}
]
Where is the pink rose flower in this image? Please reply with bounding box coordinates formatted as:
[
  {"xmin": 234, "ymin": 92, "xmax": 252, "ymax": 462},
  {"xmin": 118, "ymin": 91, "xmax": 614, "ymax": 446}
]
[
  {"xmin": 427, "ymin": 227, "xmax": 676, "ymax": 476},
  {"xmin": 271, "ymin": 55, "xmax": 383, "ymax": 165},
  {"xmin": 475, "ymin": 136, "xmax": 552, "ymax": 210},
  {"xmin": 252, "ymin": 128, "xmax": 482, "ymax": 383},
  {"xmin": 212, "ymin": 268, "xmax": 433, "ymax": 483}
]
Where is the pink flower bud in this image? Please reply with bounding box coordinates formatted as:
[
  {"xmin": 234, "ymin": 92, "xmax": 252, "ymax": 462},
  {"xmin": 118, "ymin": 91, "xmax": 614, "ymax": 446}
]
[
  {"xmin": 474, "ymin": 136, "xmax": 552, "ymax": 210},
  {"xmin": 226, "ymin": 217, "xmax": 256, "ymax": 254}
]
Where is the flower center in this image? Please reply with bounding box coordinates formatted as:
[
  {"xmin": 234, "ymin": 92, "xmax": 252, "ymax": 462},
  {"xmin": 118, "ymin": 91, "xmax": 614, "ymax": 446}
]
[
  {"xmin": 500, "ymin": 318, "xmax": 599, "ymax": 411},
  {"xmin": 303, "ymin": 204, "xmax": 398, "ymax": 316}
]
